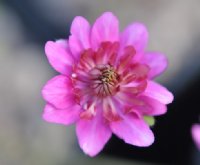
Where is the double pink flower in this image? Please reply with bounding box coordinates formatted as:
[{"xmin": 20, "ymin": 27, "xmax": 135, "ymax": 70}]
[{"xmin": 42, "ymin": 12, "xmax": 174, "ymax": 156}]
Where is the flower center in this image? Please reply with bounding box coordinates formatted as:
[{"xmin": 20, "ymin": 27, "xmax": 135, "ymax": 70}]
[
  {"xmin": 88, "ymin": 64, "xmax": 120, "ymax": 98},
  {"xmin": 99, "ymin": 65, "xmax": 118, "ymax": 86},
  {"xmin": 96, "ymin": 65, "xmax": 120, "ymax": 97}
]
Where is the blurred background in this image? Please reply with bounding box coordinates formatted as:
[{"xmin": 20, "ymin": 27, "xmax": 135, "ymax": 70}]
[{"xmin": 0, "ymin": 0, "xmax": 200, "ymax": 165}]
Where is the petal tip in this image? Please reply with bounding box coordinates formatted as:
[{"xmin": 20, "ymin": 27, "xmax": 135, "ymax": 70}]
[
  {"xmin": 164, "ymin": 90, "xmax": 174, "ymax": 104},
  {"xmin": 128, "ymin": 131, "xmax": 155, "ymax": 147},
  {"xmin": 81, "ymin": 143, "xmax": 100, "ymax": 157},
  {"xmin": 168, "ymin": 92, "xmax": 174, "ymax": 104},
  {"xmin": 44, "ymin": 41, "xmax": 54, "ymax": 54},
  {"xmin": 101, "ymin": 11, "xmax": 116, "ymax": 17}
]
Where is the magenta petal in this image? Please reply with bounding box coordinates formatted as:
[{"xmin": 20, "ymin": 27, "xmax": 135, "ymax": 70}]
[
  {"xmin": 42, "ymin": 75, "xmax": 76, "ymax": 109},
  {"xmin": 69, "ymin": 16, "xmax": 91, "ymax": 59},
  {"xmin": 110, "ymin": 113, "xmax": 154, "ymax": 146},
  {"xmin": 43, "ymin": 104, "xmax": 81, "ymax": 125},
  {"xmin": 76, "ymin": 113, "xmax": 112, "ymax": 156},
  {"xmin": 45, "ymin": 40, "xmax": 74, "ymax": 75},
  {"xmin": 143, "ymin": 81, "xmax": 174, "ymax": 104},
  {"xmin": 135, "ymin": 95, "xmax": 167, "ymax": 116},
  {"xmin": 120, "ymin": 22, "xmax": 148, "ymax": 53},
  {"xmin": 91, "ymin": 12, "xmax": 119, "ymax": 49},
  {"xmin": 142, "ymin": 52, "xmax": 168, "ymax": 79},
  {"xmin": 192, "ymin": 124, "xmax": 200, "ymax": 150}
]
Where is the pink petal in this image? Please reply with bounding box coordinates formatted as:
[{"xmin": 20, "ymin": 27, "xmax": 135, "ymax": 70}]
[
  {"xmin": 115, "ymin": 91, "xmax": 145, "ymax": 108},
  {"xmin": 120, "ymin": 81, "xmax": 147, "ymax": 96},
  {"xmin": 69, "ymin": 16, "xmax": 91, "ymax": 59},
  {"xmin": 45, "ymin": 40, "xmax": 74, "ymax": 75},
  {"xmin": 192, "ymin": 124, "xmax": 200, "ymax": 150},
  {"xmin": 142, "ymin": 52, "xmax": 168, "ymax": 79},
  {"xmin": 143, "ymin": 81, "xmax": 174, "ymax": 104},
  {"xmin": 55, "ymin": 39, "xmax": 68, "ymax": 49},
  {"xmin": 43, "ymin": 104, "xmax": 81, "ymax": 125},
  {"xmin": 42, "ymin": 75, "xmax": 76, "ymax": 109},
  {"xmin": 117, "ymin": 46, "xmax": 136, "ymax": 73},
  {"xmin": 76, "ymin": 112, "xmax": 112, "ymax": 156},
  {"xmin": 120, "ymin": 22, "xmax": 148, "ymax": 54},
  {"xmin": 110, "ymin": 113, "xmax": 154, "ymax": 147},
  {"xmin": 134, "ymin": 95, "xmax": 167, "ymax": 116},
  {"xmin": 102, "ymin": 98, "xmax": 122, "ymax": 122},
  {"xmin": 91, "ymin": 12, "xmax": 119, "ymax": 49},
  {"xmin": 121, "ymin": 64, "xmax": 149, "ymax": 84}
]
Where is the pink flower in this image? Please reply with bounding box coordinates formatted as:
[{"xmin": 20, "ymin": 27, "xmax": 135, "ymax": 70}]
[
  {"xmin": 192, "ymin": 124, "xmax": 200, "ymax": 150},
  {"xmin": 42, "ymin": 12, "xmax": 174, "ymax": 156}
]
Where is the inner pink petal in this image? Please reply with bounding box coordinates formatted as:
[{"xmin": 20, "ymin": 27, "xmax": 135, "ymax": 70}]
[{"xmin": 102, "ymin": 98, "xmax": 122, "ymax": 122}]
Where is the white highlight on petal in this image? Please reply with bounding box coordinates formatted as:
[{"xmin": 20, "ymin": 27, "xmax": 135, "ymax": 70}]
[{"xmin": 71, "ymin": 73, "xmax": 77, "ymax": 78}]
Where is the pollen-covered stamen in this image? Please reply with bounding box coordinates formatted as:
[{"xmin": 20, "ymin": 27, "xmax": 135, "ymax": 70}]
[
  {"xmin": 100, "ymin": 65, "xmax": 118, "ymax": 86},
  {"xmin": 90, "ymin": 65, "xmax": 120, "ymax": 97}
]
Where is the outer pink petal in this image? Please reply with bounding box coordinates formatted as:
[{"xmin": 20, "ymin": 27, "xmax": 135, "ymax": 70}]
[
  {"xmin": 69, "ymin": 16, "xmax": 91, "ymax": 59},
  {"xmin": 45, "ymin": 40, "xmax": 74, "ymax": 75},
  {"xmin": 192, "ymin": 124, "xmax": 200, "ymax": 150},
  {"xmin": 110, "ymin": 113, "xmax": 154, "ymax": 147},
  {"xmin": 143, "ymin": 81, "xmax": 174, "ymax": 104},
  {"xmin": 120, "ymin": 22, "xmax": 148, "ymax": 54},
  {"xmin": 135, "ymin": 95, "xmax": 167, "ymax": 116},
  {"xmin": 43, "ymin": 104, "xmax": 81, "ymax": 125},
  {"xmin": 42, "ymin": 75, "xmax": 76, "ymax": 109},
  {"xmin": 91, "ymin": 12, "xmax": 119, "ymax": 49},
  {"xmin": 142, "ymin": 52, "xmax": 168, "ymax": 79},
  {"xmin": 76, "ymin": 112, "xmax": 112, "ymax": 156}
]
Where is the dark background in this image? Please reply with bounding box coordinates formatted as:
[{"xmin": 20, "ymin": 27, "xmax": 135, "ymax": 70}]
[{"xmin": 0, "ymin": 0, "xmax": 200, "ymax": 165}]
